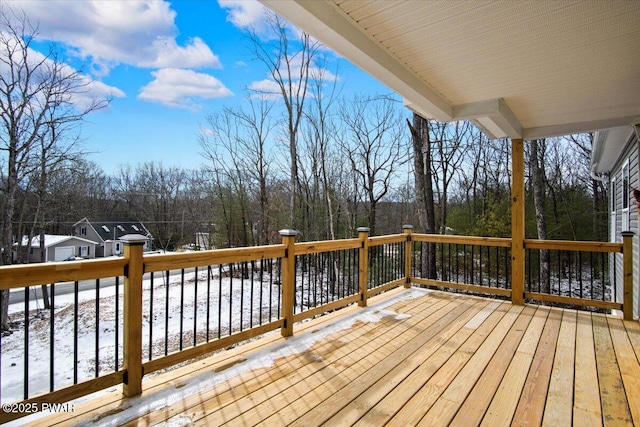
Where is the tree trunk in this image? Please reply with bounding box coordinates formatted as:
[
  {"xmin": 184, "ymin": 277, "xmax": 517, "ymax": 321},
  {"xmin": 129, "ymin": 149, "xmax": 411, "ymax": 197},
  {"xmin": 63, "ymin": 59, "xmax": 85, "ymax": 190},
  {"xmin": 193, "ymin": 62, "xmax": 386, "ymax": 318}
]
[
  {"xmin": 530, "ymin": 139, "xmax": 550, "ymax": 292},
  {"xmin": 407, "ymin": 114, "xmax": 437, "ymax": 279}
]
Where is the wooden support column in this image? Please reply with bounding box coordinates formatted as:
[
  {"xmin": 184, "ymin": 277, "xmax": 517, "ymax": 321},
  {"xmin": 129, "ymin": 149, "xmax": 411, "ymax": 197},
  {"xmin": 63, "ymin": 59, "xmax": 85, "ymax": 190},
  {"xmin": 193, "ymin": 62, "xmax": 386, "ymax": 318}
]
[
  {"xmin": 357, "ymin": 227, "xmax": 370, "ymax": 307},
  {"xmin": 280, "ymin": 229, "xmax": 297, "ymax": 337},
  {"xmin": 403, "ymin": 225, "xmax": 413, "ymax": 288},
  {"xmin": 511, "ymin": 138, "xmax": 525, "ymax": 305},
  {"xmin": 622, "ymin": 231, "xmax": 634, "ymax": 320},
  {"xmin": 121, "ymin": 234, "xmax": 147, "ymax": 397}
]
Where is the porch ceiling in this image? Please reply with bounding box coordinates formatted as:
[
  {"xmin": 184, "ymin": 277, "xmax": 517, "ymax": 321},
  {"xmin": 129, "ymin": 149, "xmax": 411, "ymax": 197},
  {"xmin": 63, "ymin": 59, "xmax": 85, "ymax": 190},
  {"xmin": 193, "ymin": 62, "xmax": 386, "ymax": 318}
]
[{"xmin": 259, "ymin": 0, "xmax": 640, "ymax": 140}]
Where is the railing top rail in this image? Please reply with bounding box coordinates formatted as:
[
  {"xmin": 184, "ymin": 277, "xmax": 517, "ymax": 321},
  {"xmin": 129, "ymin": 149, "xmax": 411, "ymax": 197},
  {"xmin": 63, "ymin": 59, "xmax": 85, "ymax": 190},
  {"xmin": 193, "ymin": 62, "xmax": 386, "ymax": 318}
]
[
  {"xmin": 412, "ymin": 233, "xmax": 512, "ymax": 247},
  {"xmin": 144, "ymin": 244, "xmax": 286, "ymax": 272},
  {"xmin": 368, "ymin": 234, "xmax": 406, "ymax": 246},
  {"xmin": 0, "ymin": 257, "xmax": 127, "ymax": 290},
  {"xmin": 524, "ymin": 239, "xmax": 623, "ymax": 253},
  {"xmin": 294, "ymin": 238, "xmax": 361, "ymax": 255}
]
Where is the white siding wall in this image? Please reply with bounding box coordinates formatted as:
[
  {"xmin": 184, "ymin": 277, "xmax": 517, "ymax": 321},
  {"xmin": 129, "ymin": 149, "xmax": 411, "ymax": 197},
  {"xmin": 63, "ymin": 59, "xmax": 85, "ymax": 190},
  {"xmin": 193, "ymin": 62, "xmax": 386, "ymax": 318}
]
[{"xmin": 610, "ymin": 132, "xmax": 639, "ymax": 319}]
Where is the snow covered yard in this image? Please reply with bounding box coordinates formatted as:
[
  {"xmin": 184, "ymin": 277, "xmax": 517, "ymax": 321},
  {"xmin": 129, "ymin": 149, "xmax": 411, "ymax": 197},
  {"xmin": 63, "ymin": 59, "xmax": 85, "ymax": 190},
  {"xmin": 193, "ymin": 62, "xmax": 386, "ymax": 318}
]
[{"xmin": 1, "ymin": 265, "xmax": 283, "ymax": 405}]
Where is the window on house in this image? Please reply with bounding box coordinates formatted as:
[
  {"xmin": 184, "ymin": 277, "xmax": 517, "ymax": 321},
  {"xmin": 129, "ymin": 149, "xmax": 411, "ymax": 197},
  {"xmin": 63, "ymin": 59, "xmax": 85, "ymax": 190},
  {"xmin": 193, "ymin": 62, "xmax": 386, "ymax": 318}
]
[
  {"xmin": 622, "ymin": 161, "xmax": 630, "ymax": 231},
  {"xmin": 80, "ymin": 227, "xmax": 87, "ymax": 236},
  {"xmin": 80, "ymin": 246, "xmax": 89, "ymax": 257}
]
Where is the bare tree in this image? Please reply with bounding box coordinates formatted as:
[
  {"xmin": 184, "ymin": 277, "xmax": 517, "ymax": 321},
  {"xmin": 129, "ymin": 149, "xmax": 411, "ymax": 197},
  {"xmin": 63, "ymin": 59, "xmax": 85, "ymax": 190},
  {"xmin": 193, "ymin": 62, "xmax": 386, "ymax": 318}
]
[
  {"xmin": 200, "ymin": 109, "xmax": 254, "ymax": 247},
  {"xmin": 340, "ymin": 94, "xmax": 408, "ymax": 235},
  {"xmin": 430, "ymin": 121, "xmax": 471, "ymax": 233},
  {"xmin": 0, "ymin": 10, "xmax": 109, "ymax": 331},
  {"xmin": 529, "ymin": 139, "xmax": 550, "ymax": 291},
  {"xmin": 246, "ymin": 11, "xmax": 319, "ymax": 230},
  {"xmin": 228, "ymin": 95, "xmax": 276, "ymax": 245},
  {"xmin": 301, "ymin": 57, "xmax": 341, "ymax": 240}
]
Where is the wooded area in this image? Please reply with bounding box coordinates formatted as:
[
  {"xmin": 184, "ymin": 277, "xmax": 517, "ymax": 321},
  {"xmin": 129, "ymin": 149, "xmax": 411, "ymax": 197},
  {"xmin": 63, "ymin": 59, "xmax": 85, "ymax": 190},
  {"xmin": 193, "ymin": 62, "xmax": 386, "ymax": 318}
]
[{"xmin": 0, "ymin": 9, "xmax": 608, "ymax": 330}]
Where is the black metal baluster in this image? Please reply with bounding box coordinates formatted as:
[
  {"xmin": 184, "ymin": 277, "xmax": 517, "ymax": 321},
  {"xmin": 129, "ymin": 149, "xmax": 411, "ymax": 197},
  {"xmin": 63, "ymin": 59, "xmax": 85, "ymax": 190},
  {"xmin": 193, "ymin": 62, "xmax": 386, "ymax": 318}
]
[
  {"xmin": 568, "ymin": 251, "xmax": 573, "ymax": 296},
  {"xmin": 278, "ymin": 258, "xmax": 282, "ymax": 317},
  {"xmin": 115, "ymin": 276, "xmax": 120, "ymax": 369},
  {"xmin": 471, "ymin": 245, "xmax": 475, "ymax": 285},
  {"xmin": 95, "ymin": 279, "xmax": 100, "ymax": 375},
  {"xmin": 50, "ymin": 283, "xmax": 55, "ymax": 391},
  {"xmin": 149, "ymin": 272, "xmax": 154, "ymax": 360},
  {"xmin": 229, "ymin": 263, "xmax": 233, "ymax": 335},
  {"xmin": 194, "ymin": 266, "xmax": 198, "ymax": 346},
  {"xmin": 218, "ymin": 264, "xmax": 223, "ymax": 339},
  {"xmin": 479, "ymin": 246, "xmax": 484, "ymax": 286},
  {"xmin": 164, "ymin": 271, "xmax": 169, "ymax": 356},
  {"xmin": 455, "ymin": 244, "xmax": 459, "ymax": 282},
  {"xmin": 74, "ymin": 281, "xmax": 79, "ymax": 384},
  {"xmin": 24, "ymin": 286, "xmax": 29, "ymax": 399},
  {"xmin": 180, "ymin": 269, "xmax": 185, "ymax": 351},
  {"xmin": 579, "ymin": 252, "xmax": 583, "ymax": 299},
  {"xmin": 206, "ymin": 266, "xmax": 211, "ymax": 341},
  {"xmin": 250, "ymin": 261, "xmax": 255, "ymax": 328},
  {"xmin": 590, "ymin": 253, "xmax": 594, "ymax": 300},
  {"xmin": 258, "ymin": 261, "xmax": 263, "ymax": 325},
  {"xmin": 240, "ymin": 263, "xmax": 244, "ymax": 331},
  {"xmin": 268, "ymin": 259, "xmax": 273, "ymax": 322}
]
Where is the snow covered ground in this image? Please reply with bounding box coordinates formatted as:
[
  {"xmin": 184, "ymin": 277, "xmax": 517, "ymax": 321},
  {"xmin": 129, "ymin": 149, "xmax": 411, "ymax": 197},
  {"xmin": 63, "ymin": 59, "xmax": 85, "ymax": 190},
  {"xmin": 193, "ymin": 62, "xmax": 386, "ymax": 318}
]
[{"xmin": 1, "ymin": 266, "xmax": 284, "ymax": 405}]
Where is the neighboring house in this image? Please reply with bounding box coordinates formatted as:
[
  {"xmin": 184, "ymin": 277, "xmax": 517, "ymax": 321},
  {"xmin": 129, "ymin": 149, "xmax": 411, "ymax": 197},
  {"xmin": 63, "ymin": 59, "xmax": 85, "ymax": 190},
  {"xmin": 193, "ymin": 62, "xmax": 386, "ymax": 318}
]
[
  {"xmin": 591, "ymin": 123, "xmax": 640, "ymax": 319},
  {"xmin": 72, "ymin": 218, "xmax": 153, "ymax": 257},
  {"xmin": 19, "ymin": 235, "xmax": 99, "ymax": 263}
]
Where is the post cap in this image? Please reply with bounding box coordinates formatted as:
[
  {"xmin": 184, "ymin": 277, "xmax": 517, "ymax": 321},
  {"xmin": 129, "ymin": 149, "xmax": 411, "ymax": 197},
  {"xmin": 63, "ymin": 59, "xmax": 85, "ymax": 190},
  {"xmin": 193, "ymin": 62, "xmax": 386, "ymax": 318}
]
[
  {"xmin": 279, "ymin": 229, "xmax": 298, "ymax": 237},
  {"xmin": 120, "ymin": 234, "xmax": 149, "ymax": 245},
  {"xmin": 621, "ymin": 231, "xmax": 635, "ymax": 237},
  {"xmin": 403, "ymin": 224, "xmax": 414, "ymax": 230},
  {"xmin": 357, "ymin": 227, "xmax": 370, "ymax": 233}
]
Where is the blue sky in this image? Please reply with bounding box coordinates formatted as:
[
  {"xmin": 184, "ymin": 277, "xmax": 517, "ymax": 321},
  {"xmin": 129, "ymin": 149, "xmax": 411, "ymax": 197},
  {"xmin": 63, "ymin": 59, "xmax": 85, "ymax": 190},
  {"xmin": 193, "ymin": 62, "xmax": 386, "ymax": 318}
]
[{"xmin": 5, "ymin": 0, "xmax": 389, "ymax": 174}]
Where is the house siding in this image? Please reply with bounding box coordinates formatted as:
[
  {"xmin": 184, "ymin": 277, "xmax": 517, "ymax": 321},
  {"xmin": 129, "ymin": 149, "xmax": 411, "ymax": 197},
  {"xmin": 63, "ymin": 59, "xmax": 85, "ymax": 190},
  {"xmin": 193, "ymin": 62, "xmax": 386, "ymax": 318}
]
[{"xmin": 609, "ymin": 132, "xmax": 639, "ymax": 319}]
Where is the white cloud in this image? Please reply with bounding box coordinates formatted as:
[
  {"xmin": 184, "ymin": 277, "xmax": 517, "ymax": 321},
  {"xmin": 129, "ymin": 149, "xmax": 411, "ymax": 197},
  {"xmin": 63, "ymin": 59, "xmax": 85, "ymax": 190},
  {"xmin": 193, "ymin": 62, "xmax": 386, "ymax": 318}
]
[
  {"xmin": 5, "ymin": 0, "xmax": 220, "ymax": 74},
  {"xmin": 0, "ymin": 31, "xmax": 125, "ymax": 111},
  {"xmin": 247, "ymin": 79, "xmax": 282, "ymax": 100},
  {"xmin": 218, "ymin": 0, "xmax": 270, "ymax": 35},
  {"xmin": 138, "ymin": 68, "xmax": 233, "ymax": 110}
]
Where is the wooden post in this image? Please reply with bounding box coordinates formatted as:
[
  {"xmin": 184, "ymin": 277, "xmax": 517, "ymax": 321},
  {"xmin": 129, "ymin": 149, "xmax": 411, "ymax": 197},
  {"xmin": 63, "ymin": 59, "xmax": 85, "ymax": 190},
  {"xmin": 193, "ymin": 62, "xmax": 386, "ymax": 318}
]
[
  {"xmin": 511, "ymin": 138, "xmax": 525, "ymax": 305},
  {"xmin": 622, "ymin": 231, "xmax": 634, "ymax": 320},
  {"xmin": 280, "ymin": 229, "xmax": 297, "ymax": 337},
  {"xmin": 357, "ymin": 227, "xmax": 370, "ymax": 307},
  {"xmin": 403, "ymin": 225, "xmax": 413, "ymax": 288},
  {"xmin": 121, "ymin": 234, "xmax": 147, "ymax": 397}
]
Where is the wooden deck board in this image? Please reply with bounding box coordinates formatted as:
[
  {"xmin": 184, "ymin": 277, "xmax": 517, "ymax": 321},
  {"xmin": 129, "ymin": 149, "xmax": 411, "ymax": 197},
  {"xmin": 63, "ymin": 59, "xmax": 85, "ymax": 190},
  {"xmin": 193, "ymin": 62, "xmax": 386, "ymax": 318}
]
[
  {"xmin": 593, "ymin": 314, "xmax": 634, "ymax": 426},
  {"xmin": 321, "ymin": 299, "xmax": 493, "ymax": 427},
  {"xmin": 479, "ymin": 306, "xmax": 550, "ymax": 427},
  {"xmin": 542, "ymin": 309, "xmax": 577, "ymax": 427},
  {"xmin": 26, "ymin": 288, "xmax": 640, "ymax": 427},
  {"xmin": 376, "ymin": 301, "xmax": 510, "ymax": 427},
  {"xmin": 573, "ymin": 311, "xmax": 602, "ymax": 427},
  {"xmin": 511, "ymin": 307, "xmax": 563, "ymax": 427},
  {"xmin": 449, "ymin": 305, "xmax": 537, "ymax": 426},
  {"xmin": 215, "ymin": 295, "xmax": 461, "ymax": 426}
]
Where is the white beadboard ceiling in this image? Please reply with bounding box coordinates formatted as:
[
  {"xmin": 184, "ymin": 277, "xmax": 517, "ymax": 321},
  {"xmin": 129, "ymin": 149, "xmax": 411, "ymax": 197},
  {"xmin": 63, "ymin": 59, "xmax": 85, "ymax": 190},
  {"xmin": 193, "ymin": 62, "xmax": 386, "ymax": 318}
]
[{"xmin": 259, "ymin": 0, "xmax": 640, "ymax": 140}]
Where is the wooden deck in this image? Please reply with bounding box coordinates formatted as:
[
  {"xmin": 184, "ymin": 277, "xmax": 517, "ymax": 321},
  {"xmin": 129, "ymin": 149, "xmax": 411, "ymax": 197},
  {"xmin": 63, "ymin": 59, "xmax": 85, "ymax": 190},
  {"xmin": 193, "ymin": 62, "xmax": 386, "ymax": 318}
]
[{"xmin": 27, "ymin": 287, "xmax": 640, "ymax": 427}]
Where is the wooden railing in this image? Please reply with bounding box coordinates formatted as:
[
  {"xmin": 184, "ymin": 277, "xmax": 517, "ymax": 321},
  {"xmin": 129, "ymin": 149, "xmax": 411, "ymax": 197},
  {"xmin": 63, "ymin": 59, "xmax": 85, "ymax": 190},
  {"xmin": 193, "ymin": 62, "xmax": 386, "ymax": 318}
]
[{"xmin": 0, "ymin": 227, "xmax": 634, "ymax": 422}]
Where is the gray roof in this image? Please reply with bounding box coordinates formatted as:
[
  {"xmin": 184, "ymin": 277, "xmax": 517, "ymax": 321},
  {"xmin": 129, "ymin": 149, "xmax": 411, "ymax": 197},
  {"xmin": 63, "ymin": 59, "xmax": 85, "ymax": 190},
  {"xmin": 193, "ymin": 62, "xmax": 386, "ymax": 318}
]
[{"xmin": 76, "ymin": 217, "xmax": 152, "ymax": 242}]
